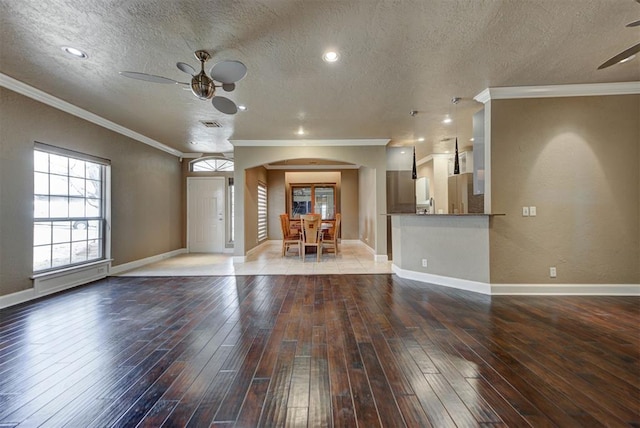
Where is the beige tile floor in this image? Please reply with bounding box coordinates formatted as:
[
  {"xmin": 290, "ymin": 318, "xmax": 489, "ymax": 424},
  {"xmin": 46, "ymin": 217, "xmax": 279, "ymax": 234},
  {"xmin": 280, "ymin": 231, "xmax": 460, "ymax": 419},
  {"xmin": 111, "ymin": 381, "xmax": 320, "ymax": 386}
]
[{"xmin": 116, "ymin": 240, "xmax": 392, "ymax": 276}]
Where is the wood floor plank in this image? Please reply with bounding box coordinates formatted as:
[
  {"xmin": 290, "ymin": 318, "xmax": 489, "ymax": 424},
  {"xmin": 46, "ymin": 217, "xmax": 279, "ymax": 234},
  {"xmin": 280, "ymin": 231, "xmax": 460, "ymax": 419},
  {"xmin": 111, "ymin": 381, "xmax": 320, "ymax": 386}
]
[{"xmin": 0, "ymin": 275, "xmax": 636, "ymax": 427}]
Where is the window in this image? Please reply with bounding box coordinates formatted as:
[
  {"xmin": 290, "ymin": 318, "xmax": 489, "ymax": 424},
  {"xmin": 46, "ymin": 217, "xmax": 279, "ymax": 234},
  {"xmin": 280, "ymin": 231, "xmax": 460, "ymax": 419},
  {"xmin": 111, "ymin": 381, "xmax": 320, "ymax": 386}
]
[
  {"xmin": 190, "ymin": 157, "xmax": 234, "ymax": 172},
  {"xmin": 291, "ymin": 184, "xmax": 336, "ymax": 219},
  {"xmin": 257, "ymin": 182, "xmax": 267, "ymax": 242},
  {"xmin": 33, "ymin": 144, "xmax": 109, "ymax": 272}
]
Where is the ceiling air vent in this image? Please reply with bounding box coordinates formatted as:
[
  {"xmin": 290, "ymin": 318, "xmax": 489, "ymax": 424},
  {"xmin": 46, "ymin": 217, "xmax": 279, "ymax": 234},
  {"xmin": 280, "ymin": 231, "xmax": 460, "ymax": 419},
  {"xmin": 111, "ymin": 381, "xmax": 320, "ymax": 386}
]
[{"xmin": 200, "ymin": 120, "xmax": 222, "ymax": 128}]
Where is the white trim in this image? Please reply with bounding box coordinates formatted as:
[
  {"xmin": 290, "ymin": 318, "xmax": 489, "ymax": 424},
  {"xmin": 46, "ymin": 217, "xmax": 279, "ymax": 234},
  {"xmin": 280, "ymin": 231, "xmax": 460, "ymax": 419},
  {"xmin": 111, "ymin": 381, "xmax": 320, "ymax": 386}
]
[
  {"xmin": 0, "ymin": 73, "xmax": 182, "ymax": 158},
  {"xmin": 392, "ymin": 264, "xmax": 640, "ymax": 296},
  {"xmin": 231, "ymin": 139, "xmax": 390, "ymax": 147},
  {"xmin": 264, "ymin": 164, "xmax": 360, "ymax": 170},
  {"xmin": 392, "ymin": 264, "xmax": 492, "ymax": 295},
  {"xmin": 0, "ymin": 289, "xmax": 37, "ymax": 309},
  {"xmin": 233, "ymin": 256, "xmax": 246, "ymax": 263},
  {"xmin": 17, "ymin": 259, "xmax": 112, "ymax": 308},
  {"xmin": 109, "ymin": 248, "xmax": 187, "ymax": 275},
  {"xmin": 491, "ymin": 283, "xmax": 640, "ymax": 296},
  {"xmin": 374, "ymin": 255, "xmax": 389, "ymax": 263},
  {"xmin": 474, "ymin": 82, "xmax": 640, "ymax": 103}
]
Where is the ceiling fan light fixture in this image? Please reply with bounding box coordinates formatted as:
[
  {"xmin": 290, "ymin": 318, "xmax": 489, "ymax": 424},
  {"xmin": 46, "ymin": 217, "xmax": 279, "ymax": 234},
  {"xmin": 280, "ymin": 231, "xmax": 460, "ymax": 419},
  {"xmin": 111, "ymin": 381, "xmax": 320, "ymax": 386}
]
[{"xmin": 191, "ymin": 73, "xmax": 215, "ymax": 99}]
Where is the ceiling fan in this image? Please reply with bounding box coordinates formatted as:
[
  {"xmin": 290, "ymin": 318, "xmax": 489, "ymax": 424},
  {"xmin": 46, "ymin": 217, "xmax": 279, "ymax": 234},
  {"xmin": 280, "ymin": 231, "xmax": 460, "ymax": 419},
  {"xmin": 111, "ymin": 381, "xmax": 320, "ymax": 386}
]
[
  {"xmin": 120, "ymin": 50, "xmax": 247, "ymax": 114},
  {"xmin": 597, "ymin": 4, "xmax": 640, "ymax": 70}
]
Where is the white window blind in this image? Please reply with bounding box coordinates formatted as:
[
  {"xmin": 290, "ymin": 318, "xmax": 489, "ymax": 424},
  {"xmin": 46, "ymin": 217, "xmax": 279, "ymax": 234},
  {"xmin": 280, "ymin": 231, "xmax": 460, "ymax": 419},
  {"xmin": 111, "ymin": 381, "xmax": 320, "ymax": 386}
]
[{"xmin": 257, "ymin": 182, "xmax": 267, "ymax": 242}]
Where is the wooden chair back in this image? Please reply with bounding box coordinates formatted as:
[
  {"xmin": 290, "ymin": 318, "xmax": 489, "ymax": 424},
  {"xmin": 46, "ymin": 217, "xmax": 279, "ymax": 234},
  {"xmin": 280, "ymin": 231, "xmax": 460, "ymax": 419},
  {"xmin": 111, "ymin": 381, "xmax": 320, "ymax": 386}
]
[{"xmin": 300, "ymin": 214, "xmax": 322, "ymax": 244}]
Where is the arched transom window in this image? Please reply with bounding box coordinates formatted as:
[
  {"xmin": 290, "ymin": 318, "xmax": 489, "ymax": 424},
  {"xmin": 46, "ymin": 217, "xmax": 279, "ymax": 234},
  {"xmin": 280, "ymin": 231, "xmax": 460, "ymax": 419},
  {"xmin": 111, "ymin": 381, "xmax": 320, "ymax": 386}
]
[{"xmin": 190, "ymin": 157, "xmax": 234, "ymax": 172}]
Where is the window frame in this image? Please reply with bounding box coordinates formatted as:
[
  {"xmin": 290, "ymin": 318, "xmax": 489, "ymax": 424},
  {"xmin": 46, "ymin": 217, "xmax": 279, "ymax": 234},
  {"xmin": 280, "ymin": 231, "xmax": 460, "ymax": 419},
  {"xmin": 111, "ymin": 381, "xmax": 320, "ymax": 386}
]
[
  {"xmin": 33, "ymin": 143, "xmax": 110, "ymax": 274},
  {"xmin": 290, "ymin": 183, "xmax": 337, "ymax": 220},
  {"xmin": 190, "ymin": 156, "xmax": 234, "ymax": 172}
]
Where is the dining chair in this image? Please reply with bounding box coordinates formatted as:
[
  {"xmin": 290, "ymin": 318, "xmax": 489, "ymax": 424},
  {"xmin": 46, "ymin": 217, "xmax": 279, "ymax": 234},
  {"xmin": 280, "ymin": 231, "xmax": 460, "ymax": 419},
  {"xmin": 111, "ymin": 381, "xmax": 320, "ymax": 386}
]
[
  {"xmin": 300, "ymin": 214, "xmax": 322, "ymax": 262},
  {"xmin": 280, "ymin": 214, "xmax": 300, "ymax": 257},
  {"xmin": 322, "ymin": 213, "xmax": 341, "ymax": 256}
]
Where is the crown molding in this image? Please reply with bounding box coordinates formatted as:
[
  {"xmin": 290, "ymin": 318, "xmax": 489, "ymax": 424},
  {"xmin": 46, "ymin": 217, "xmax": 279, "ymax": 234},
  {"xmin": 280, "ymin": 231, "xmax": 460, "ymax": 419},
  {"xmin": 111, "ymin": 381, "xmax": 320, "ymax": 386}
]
[
  {"xmin": 1, "ymin": 73, "xmax": 183, "ymax": 158},
  {"xmin": 474, "ymin": 81, "xmax": 640, "ymax": 104},
  {"xmin": 264, "ymin": 163, "xmax": 360, "ymax": 170},
  {"xmin": 231, "ymin": 139, "xmax": 390, "ymax": 147}
]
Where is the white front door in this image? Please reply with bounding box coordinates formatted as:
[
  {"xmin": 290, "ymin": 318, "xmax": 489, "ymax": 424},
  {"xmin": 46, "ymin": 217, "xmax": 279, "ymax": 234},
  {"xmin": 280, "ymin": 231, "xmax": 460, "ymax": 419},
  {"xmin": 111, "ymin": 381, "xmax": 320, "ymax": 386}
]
[{"xmin": 187, "ymin": 177, "xmax": 225, "ymax": 253}]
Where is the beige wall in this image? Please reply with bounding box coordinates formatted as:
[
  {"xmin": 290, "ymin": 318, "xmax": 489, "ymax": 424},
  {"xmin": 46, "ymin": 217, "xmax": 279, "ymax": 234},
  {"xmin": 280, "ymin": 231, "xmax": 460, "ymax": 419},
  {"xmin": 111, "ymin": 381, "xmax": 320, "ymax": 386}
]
[
  {"xmin": 267, "ymin": 169, "xmax": 286, "ymax": 239},
  {"xmin": 0, "ymin": 88, "xmax": 183, "ymax": 297},
  {"xmin": 359, "ymin": 166, "xmax": 377, "ymax": 250},
  {"xmin": 340, "ymin": 169, "xmax": 359, "ymax": 240},
  {"xmin": 490, "ymin": 95, "xmax": 639, "ymax": 284}
]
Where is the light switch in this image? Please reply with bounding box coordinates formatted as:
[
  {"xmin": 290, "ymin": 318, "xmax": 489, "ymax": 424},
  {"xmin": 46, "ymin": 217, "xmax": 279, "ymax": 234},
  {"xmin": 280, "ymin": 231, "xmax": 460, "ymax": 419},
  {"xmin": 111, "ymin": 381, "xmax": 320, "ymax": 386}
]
[
  {"xmin": 529, "ymin": 206, "xmax": 537, "ymax": 216},
  {"xmin": 522, "ymin": 206, "xmax": 529, "ymax": 217}
]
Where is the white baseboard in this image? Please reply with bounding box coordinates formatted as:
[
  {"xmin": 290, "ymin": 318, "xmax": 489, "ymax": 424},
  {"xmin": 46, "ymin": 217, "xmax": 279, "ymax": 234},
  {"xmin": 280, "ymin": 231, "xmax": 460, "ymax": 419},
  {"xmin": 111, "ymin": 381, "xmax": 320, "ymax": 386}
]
[
  {"xmin": 392, "ymin": 264, "xmax": 492, "ymax": 295},
  {"xmin": 375, "ymin": 255, "xmax": 389, "ymax": 263},
  {"xmin": 392, "ymin": 265, "xmax": 640, "ymax": 296},
  {"xmin": 109, "ymin": 248, "xmax": 187, "ymax": 275},
  {"xmin": 0, "ymin": 288, "xmax": 37, "ymax": 309},
  {"xmin": 491, "ymin": 283, "xmax": 640, "ymax": 296}
]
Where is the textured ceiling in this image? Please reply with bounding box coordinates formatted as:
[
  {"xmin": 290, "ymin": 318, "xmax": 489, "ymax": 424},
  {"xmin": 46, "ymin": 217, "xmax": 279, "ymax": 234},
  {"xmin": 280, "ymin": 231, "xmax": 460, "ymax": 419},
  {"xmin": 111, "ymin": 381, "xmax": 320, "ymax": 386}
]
[{"xmin": 1, "ymin": 0, "xmax": 639, "ymax": 158}]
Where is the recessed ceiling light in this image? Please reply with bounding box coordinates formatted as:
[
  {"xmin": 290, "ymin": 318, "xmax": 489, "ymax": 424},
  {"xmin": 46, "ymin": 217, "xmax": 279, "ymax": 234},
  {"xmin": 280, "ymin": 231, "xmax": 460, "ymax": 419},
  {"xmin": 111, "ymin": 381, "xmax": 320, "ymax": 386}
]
[
  {"xmin": 238, "ymin": 105, "xmax": 247, "ymax": 111},
  {"xmin": 297, "ymin": 127, "xmax": 306, "ymax": 136},
  {"xmin": 61, "ymin": 46, "xmax": 88, "ymax": 59},
  {"xmin": 417, "ymin": 137, "xmax": 425, "ymax": 142},
  {"xmin": 322, "ymin": 51, "xmax": 339, "ymax": 63},
  {"xmin": 443, "ymin": 116, "xmax": 452, "ymax": 124},
  {"xmin": 470, "ymin": 137, "xmax": 475, "ymax": 142},
  {"xmin": 445, "ymin": 150, "xmax": 450, "ymax": 154},
  {"xmin": 400, "ymin": 151, "xmax": 406, "ymax": 154}
]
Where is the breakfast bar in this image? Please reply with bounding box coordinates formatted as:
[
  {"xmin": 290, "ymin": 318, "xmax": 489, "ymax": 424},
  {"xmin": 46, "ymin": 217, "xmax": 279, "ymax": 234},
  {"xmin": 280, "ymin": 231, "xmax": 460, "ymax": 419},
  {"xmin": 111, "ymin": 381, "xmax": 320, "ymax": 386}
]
[{"xmin": 389, "ymin": 213, "xmax": 503, "ymax": 294}]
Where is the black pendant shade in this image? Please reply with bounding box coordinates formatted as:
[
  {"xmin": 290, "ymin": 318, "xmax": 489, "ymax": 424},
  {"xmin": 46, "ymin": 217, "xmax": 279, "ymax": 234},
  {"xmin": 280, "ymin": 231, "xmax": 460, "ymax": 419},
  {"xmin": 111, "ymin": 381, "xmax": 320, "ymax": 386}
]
[
  {"xmin": 412, "ymin": 146, "xmax": 417, "ymax": 179},
  {"xmin": 453, "ymin": 137, "xmax": 460, "ymax": 175}
]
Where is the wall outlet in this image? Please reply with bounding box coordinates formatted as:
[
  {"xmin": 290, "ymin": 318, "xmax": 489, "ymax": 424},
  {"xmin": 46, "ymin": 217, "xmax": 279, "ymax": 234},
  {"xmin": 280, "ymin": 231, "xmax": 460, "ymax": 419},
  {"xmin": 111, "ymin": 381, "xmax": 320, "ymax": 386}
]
[
  {"xmin": 529, "ymin": 206, "xmax": 537, "ymax": 216},
  {"xmin": 522, "ymin": 206, "xmax": 529, "ymax": 217},
  {"xmin": 550, "ymin": 266, "xmax": 557, "ymax": 278},
  {"xmin": 421, "ymin": 259, "xmax": 428, "ymax": 267}
]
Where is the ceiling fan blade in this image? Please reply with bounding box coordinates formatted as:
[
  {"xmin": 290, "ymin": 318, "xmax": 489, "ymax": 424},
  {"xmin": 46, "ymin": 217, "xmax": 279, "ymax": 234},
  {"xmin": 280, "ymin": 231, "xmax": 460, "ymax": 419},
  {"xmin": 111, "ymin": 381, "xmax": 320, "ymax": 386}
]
[
  {"xmin": 222, "ymin": 83, "xmax": 236, "ymax": 92},
  {"xmin": 212, "ymin": 96, "xmax": 238, "ymax": 115},
  {"xmin": 210, "ymin": 60, "xmax": 247, "ymax": 83},
  {"xmin": 119, "ymin": 71, "xmax": 179, "ymax": 84},
  {"xmin": 626, "ymin": 19, "xmax": 640, "ymax": 27},
  {"xmin": 177, "ymin": 62, "xmax": 196, "ymax": 75},
  {"xmin": 597, "ymin": 42, "xmax": 640, "ymax": 69}
]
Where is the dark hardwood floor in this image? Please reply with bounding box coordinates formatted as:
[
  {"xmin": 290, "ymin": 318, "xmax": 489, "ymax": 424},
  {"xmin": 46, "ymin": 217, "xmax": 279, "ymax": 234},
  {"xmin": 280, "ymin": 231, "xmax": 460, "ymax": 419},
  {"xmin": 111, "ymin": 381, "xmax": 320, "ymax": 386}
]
[{"xmin": 0, "ymin": 274, "xmax": 638, "ymax": 427}]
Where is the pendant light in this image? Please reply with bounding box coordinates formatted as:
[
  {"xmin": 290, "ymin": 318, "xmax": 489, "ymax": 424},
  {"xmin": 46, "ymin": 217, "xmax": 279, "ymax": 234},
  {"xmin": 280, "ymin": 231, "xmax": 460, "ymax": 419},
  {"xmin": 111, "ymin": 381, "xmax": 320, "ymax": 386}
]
[
  {"xmin": 452, "ymin": 97, "xmax": 461, "ymax": 175},
  {"xmin": 410, "ymin": 110, "xmax": 418, "ymax": 179}
]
